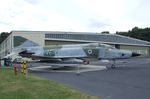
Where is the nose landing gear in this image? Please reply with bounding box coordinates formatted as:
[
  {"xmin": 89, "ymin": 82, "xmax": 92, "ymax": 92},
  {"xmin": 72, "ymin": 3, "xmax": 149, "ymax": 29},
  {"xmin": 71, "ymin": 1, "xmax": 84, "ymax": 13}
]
[{"xmin": 111, "ymin": 59, "xmax": 116, "ymax": 69}]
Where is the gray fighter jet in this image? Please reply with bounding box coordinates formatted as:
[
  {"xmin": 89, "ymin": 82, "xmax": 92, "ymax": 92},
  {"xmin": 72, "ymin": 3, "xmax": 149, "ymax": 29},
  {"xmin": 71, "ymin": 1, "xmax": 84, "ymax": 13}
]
[{"xmin": 5, "ymin": 43, "xmax": 140, "ymax": 68}]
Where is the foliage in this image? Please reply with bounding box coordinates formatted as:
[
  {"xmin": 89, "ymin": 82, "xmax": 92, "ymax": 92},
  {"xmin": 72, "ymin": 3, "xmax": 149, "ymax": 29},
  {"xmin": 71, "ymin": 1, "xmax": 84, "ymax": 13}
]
[
  {"xmin": 0, "ymin": 68, "xmax": 97, "ymax": 99},
  {"xmin": 0, "ymin": 32, "xmax": 9, "ymax": 44},
  {"xmin": 101, "ymin": 31, "xmax": 109, "ymax": 34},
  {"xmin": 116, "ymin": 27, "xmax": 150, "ymax": 42}
]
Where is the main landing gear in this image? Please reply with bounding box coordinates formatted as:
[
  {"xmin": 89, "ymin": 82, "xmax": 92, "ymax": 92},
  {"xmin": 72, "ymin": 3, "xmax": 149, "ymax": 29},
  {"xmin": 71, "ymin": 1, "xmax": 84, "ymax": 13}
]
[{"xmin": 111, "ymin": 59, "xmax": 116, "ymax": 69}]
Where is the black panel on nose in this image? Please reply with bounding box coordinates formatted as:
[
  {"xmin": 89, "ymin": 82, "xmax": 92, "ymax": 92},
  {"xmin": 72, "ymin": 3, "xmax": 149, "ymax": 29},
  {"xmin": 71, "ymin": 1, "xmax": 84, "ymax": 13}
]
[{"xmin": 132, "ymin": 52, "xmax": 141, "ymax": 57}]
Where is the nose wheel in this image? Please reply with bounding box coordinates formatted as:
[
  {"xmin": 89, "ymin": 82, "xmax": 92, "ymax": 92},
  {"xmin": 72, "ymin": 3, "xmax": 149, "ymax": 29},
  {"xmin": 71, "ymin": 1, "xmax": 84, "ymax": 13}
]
[{"xmin": 111, "ymin": 59, "xmax": 116, "ymax": 69}]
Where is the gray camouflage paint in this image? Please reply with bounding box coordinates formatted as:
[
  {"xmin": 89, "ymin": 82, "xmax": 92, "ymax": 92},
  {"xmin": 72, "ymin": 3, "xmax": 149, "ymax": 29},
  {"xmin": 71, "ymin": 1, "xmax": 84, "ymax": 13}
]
[
  {"xmin": 34, "ymin": 43, "xmax": 133, "ymax": 59},
  {"xmin": 4, "ymin": 43, "xmax": 136, "ymax": 62}
]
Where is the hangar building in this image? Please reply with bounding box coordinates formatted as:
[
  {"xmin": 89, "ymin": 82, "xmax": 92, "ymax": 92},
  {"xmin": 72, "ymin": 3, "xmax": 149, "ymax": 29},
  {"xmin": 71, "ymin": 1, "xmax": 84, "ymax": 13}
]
[{"xmin": 0, "ymin": 30, "xmax": 150, "ymax": 61}]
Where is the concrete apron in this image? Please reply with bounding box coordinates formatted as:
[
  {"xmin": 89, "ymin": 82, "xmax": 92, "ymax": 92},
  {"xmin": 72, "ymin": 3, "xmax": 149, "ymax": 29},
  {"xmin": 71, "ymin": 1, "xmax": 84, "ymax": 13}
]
[{"xmin": 28, "ymin": 65, "xmax": 107, "ymax": 73}]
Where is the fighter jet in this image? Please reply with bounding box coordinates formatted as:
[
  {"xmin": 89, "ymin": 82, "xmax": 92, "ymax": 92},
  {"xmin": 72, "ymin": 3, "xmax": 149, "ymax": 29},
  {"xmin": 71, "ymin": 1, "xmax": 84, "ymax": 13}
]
[{"xmin": 4, "ymin": 43, "xmax": 140, "ymax": 68}]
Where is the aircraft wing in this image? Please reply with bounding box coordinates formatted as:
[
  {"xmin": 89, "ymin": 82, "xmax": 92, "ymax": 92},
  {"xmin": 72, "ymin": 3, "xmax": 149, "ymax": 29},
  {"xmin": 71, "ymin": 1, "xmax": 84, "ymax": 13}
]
[
  {"xmin": 2, "ymin": 48, "xmax": 27, "ymax": 59},
  {"xmin": 18, "ymin": 49, "xmax": 86, "ymax": 62},
  {"xmin": 21, "ymin": 54, "xmax": 87, "ymax": 62},
  {"xmin": 3, "ymin": 52, "xmax": 16, "ymax": 59}
]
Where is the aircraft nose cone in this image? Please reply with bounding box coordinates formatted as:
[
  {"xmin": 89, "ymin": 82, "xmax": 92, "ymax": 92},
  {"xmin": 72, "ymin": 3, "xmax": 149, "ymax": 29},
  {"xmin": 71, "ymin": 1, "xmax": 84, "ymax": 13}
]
[{"xmin": 132, "ymin": 52, "xmax": 141, "ymax": 57}]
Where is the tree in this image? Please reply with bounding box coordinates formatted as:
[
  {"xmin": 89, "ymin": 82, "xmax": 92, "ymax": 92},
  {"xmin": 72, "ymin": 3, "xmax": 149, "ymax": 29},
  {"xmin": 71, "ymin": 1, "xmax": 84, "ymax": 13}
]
[
  {"xmin": 0, "ymin": 32, "xmax": 9, "ymax": 44},
  {"xmin": 116, "ymin": 27, "xmax": 150, "ymax": 42},
  {"xmin": 101, "ymin": 31, "xmax": 109, "ymax": 34}
]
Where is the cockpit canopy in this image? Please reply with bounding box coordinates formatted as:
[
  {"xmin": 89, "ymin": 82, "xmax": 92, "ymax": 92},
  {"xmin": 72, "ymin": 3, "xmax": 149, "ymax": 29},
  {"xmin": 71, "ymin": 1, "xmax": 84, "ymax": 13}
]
[{"xmin": 98, "ymin": 43, "xmax": 115, "ymax": 49}]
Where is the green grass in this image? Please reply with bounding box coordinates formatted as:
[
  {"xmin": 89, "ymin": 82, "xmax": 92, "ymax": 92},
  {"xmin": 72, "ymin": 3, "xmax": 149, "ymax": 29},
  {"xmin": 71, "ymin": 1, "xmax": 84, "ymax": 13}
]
[{"xmin": 0, "ymin": 67, "xmax": 98, "ymax": 99}]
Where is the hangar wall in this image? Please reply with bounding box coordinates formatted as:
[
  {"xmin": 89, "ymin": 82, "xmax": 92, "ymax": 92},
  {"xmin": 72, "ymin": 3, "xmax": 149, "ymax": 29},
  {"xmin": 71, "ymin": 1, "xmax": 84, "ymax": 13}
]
[
  {"xmin": 12, "ymin": 31, "xmax": 45, "ymax": 47},
  {"xmin": 120, "ymin": 45, "xmax": 150, "ymax": 57},
  {"xmin": 0, "ymin": 34, "xmax": 13, "ymax": 58}
]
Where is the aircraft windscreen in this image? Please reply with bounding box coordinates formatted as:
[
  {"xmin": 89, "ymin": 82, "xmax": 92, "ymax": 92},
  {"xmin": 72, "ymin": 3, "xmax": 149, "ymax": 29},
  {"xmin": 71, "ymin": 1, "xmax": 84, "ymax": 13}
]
[{"xmin": 99, "ymin": 44, "xmax": 115, "ymax": 49}]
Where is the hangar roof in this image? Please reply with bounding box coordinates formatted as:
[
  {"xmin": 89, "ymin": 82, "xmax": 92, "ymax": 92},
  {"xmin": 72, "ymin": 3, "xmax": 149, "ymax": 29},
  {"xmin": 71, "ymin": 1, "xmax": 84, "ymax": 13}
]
[{"xmin": 44, "ymin": 31, "xmax": 150, "ymax": 46}]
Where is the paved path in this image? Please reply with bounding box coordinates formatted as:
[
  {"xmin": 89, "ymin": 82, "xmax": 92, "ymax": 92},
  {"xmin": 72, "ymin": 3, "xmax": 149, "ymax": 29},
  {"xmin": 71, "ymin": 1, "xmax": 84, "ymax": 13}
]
[{"xmin": 32, "ymin": 58, "xmax": 150, "ymax": 99}]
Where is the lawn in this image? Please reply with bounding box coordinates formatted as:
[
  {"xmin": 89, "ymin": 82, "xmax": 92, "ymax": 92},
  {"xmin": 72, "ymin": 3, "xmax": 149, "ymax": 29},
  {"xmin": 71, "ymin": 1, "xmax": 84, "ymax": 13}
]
[{"xmin": 0, "ymin": 67, "xmax": 97, "ymax": 99}]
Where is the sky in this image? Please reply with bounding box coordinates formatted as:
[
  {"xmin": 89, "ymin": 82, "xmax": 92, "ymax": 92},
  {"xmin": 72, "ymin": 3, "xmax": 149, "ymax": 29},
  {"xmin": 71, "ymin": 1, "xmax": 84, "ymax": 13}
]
[{"xmin": 0, "ymin": 0, "xmax": 150, "ymax": 33}]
